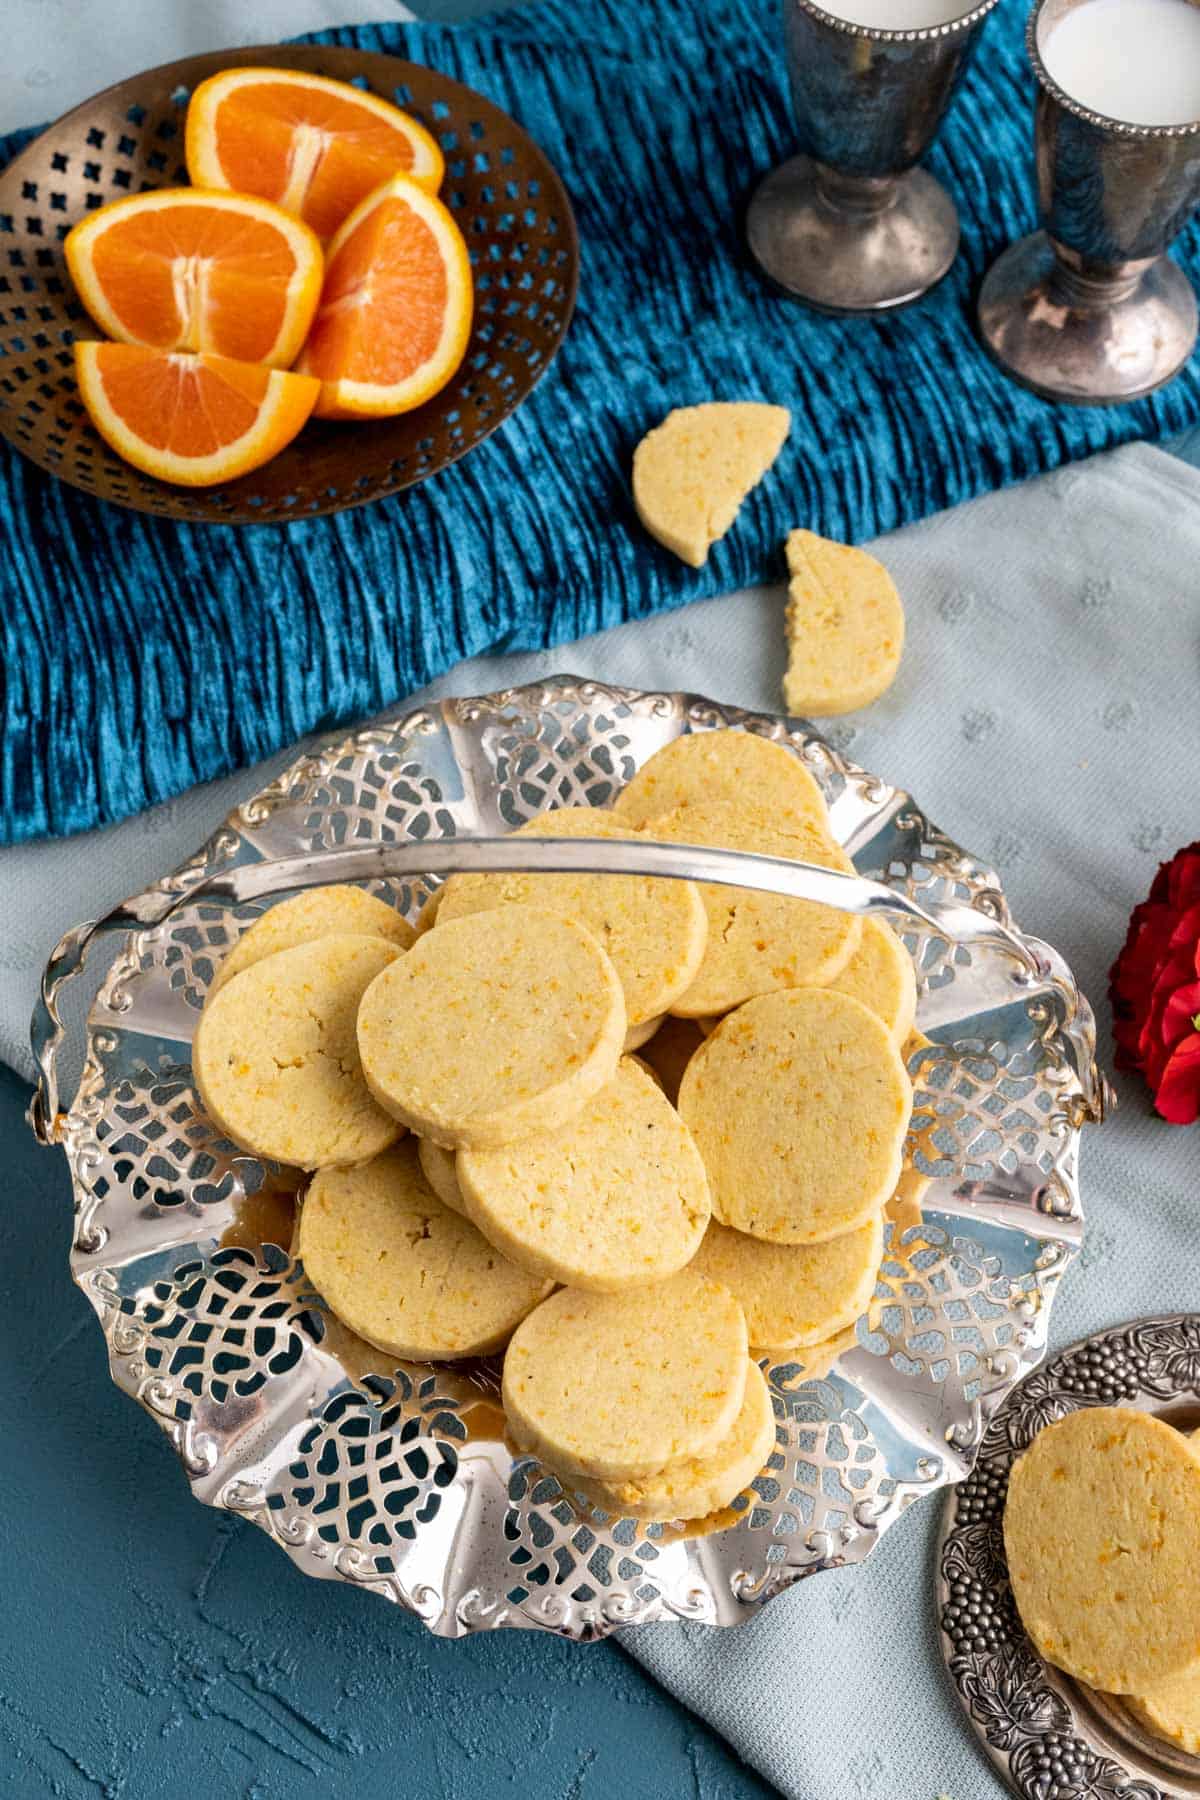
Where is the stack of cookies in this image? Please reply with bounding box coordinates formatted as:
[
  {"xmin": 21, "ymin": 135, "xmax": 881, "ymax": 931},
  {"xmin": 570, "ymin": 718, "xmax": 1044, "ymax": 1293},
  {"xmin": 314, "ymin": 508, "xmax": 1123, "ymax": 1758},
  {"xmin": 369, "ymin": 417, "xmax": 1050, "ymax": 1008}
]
[{"xmin": 192, "ymin": 730, "xmax": 917, "ymax": 1523}]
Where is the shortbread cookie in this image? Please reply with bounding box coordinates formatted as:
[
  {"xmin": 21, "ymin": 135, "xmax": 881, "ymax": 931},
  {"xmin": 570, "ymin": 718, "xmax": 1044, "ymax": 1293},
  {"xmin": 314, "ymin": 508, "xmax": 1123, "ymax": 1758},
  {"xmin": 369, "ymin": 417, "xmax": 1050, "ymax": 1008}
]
[
  {"xmin": 679, "ymin": 988, "xmax": 911, "ymax": 1243},
  {"xmin": 613, "ymin": 728, "xmax": 828, "ymax": 833},
  {"xmin": 314, "ymin": 1308, "xmax": 399, "ymax": 1384},
  {"xmin": 210, "ymin": 884, "xmax": 413, "ymax": 995},
  {"xmin": 1004, "ymin": 1407, "xmax": 1200, "ymax": 1694},
  {"xmin": 645, "ymin": 802, "xmax": 862, "ymax": 1015},
  {"xmin": 759, "ymin": 1324, "xmax": 856, "ymax": 1380},
  {"xmin": 827, "ymin": 917, "xmax": 917, "ymax": 1045},
  {"xmin": 637, "ymin": 1015, "xmax": 706, "ymax": 1105},
  {"xmin": 756, "ymin": 1304, "xmax": 883, "ymax": 1376},
  {"xmin": 295, "ymin": 1200, "xmax": 404, "ymax": 1382},
  {"xmin": 693, "ymin": 1214, "xmax": 883, "ymax": 1350},
  {"xmin": 413, "ymin": 886, "xmax": 443, "ymax": 936},
  {"xmin": 1124, "ymin": 1428, "xmax": 1200, "ymax": 1750},
  {"xmin": 629, "ymin": 1053, "xmax": 665, "ymax": 1093},
  {"xmin": 574, "ymin": 1361, "xmax": 774, "ymax": 1520},
  {"xmin": 417, "ymin": 1137, "xmax": 465, "ymax": 1215},
  {"xmin": 194, "ymin": 934, "xmax": 403, "ymax": 1168},
  {"xmin": 502, "ymin": 1271, "xmax": 748, "ymax": 1480},
  {"xmin": 783, "ymin": 530, "xmax": 905, "ymax": 717},
  {"xmin": 458, "ymin": 1057, "xmax": 710, "ymax": 1291},
  {"xmin": 357, "ymin": 906, "xmax": 625, "ymax": 1148},
  {"xmin": 1127, "ymin": 1669, "xmax": 1200, "ymax": 1756},
  {"xmin": 300, "ymin": 1142, "xmax": 551, "ymax": 1360},
  {"xmin": 298, "ymin": 1207, "xmax": 492, "ymax": 1389},
  {"xmin": 436, "ymin": 809, "xmax": 706, "ymax": 1028},
  {"xmin": 633, "ymin": 402, "xmax": 790, "ymax": 568},
  {"xmin": 624, "ymin": 1014, "xmax": 663, "ymax": 1051}
]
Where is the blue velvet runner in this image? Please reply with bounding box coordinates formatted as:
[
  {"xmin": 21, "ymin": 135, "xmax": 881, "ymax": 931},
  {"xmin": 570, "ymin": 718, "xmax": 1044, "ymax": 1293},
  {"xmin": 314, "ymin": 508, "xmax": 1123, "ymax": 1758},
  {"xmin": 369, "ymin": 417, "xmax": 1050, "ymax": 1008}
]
[{"xmin": 3, "ymin": 0, "xmax": 1199, "ymax": 845}]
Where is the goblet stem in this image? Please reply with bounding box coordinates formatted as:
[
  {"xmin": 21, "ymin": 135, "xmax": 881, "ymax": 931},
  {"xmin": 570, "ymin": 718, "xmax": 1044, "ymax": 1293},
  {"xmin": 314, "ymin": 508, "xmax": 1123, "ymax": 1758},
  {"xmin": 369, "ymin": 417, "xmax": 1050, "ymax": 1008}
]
[
  {"xmin": 1044, "ymin": 244, "xmax": 1155, "ymax": 309},
  {"xmin": 814, "ymin": 166, "xmax": 899, "ymax": 219},
  {"xmin": 747, "ymin": 156, "xmax": 959, "ymax": 313},
  {"xmin": 980, "ymin": 0, "xmax": 1200, "ymax": 403},
  {"xmin": 748, "ymin": 0, "xmax": 999, "ymax": 312},
  {"xmin": 978, "ymin": 228, "xmax": 1198, "ymax": 404}
]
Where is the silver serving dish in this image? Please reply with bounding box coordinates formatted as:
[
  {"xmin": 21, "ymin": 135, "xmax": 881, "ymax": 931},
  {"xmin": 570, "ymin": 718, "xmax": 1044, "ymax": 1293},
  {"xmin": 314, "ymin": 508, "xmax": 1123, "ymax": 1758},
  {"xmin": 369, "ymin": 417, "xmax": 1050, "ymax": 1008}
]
[
  {"xmin": 29, "ymin": 677, "xmax": 1106, "ymax": 1639},
  {"xmin": 938, "ymin": 1315, "xmax": 1200, "ymax": 1800}
]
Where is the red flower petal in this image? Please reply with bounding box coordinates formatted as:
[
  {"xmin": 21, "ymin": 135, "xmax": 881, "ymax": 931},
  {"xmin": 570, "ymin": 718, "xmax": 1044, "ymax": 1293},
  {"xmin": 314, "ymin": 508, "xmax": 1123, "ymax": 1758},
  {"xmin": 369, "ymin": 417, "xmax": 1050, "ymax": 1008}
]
[
  {"xmin": 1166, "ymin": 901, "xmax": 1200, "ymax": 957},
  {"xmin": 1166, "ymin": 845, "xmax": 1200, "ymax": 912},
  {"xmin": 1110, "ymin": 902, "xmax": 1177, "ymax": 1071},
  {"xmin": 1155, "ymin": 1031, "xmax": 1200, "ymax": 1125},
  {"xmin": 1118, "ymin": 903, "xmax": 1176, "ymax": 988},
  {"xmin": 1162, "ymin": 980, "xmax": 1200, "ymax": 1051},
  {"xmin": 1111, "ymin": 844, "xmax": 1200, "ymax": 1119},
  {"xmin": 1144, "ymin": 941, "xmax": 1200, "ymax": 1058},
  {"xmin": 1143, "ymin": 1029, "xmax": 1171, "ymax": 1090}
]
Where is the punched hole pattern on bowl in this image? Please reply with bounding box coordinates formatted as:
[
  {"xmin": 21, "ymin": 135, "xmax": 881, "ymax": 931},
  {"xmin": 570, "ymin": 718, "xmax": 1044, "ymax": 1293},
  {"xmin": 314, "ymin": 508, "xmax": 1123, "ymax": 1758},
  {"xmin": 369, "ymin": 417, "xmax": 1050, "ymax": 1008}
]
[{"xmin": 61, "ymin": 686, "xmax": 1096, "ymax": 1636}]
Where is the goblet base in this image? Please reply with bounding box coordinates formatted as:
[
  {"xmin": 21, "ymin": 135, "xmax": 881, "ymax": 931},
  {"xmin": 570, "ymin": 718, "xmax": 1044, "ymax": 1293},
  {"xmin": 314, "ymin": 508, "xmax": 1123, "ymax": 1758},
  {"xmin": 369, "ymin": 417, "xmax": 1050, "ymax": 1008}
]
[
  {"xmin": 978, "ymin": 231, "xmax": 1198, "ymax": 405},
  {"xmin": 746, "ymin": 155, "xmax": 959, "ymax": 314}
]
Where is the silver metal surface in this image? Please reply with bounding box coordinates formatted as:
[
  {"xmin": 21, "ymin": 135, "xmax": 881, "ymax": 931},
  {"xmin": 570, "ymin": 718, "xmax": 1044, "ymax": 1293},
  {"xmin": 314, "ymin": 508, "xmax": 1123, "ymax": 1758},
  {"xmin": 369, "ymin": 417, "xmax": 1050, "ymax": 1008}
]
[
  {"xmin": 747, "ymin": 0, "xmax": 998, "ymax": 312},
  {"xmin": 32, "ymin": 676, "xmax": 1105, "ymax": 1639},
  {"xmin": 979, "ymin": 0, "xmax": 1200, "ymax": 404},
  {"xmin": 30, "ymin": 833, "xmax": 1049, "ymax": 1144},
  {"xmin": 938, "ymin": 1315, "xmax": 1200, "ymax": 1799}
]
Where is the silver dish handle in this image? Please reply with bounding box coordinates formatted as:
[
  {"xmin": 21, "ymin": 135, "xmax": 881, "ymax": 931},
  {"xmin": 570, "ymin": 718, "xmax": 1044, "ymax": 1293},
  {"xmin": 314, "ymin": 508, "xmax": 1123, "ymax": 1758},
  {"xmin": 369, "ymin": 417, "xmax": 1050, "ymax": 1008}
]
[{"xmin": 29, "ymin": 834, "xmax": 1052, "ymax": 1146}]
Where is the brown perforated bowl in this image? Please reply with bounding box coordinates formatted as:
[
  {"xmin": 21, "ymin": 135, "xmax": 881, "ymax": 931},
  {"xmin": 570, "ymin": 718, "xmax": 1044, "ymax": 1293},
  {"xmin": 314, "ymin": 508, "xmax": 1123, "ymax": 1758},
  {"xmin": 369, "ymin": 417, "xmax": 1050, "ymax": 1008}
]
[{"xmin": 0, "ymin": 44, "xmax": 578, "ymax": 524}]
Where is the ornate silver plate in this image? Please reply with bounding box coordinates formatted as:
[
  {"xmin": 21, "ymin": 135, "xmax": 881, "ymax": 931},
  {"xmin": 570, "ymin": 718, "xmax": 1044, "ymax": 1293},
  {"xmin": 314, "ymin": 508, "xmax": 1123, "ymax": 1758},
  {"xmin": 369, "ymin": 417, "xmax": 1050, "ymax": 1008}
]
[
  {"xmin": 33, "ymin": 676, "xmax": 1106, "ymax": 1639},
  {"xmin": 938, "ymin": 1315, "xmax": 1200, "ymax": 1800}
]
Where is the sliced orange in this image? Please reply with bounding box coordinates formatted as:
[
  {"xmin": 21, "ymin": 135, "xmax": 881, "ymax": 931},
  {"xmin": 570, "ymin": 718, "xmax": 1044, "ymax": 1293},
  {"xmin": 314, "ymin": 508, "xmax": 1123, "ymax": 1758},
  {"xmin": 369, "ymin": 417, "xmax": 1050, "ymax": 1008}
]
[
  {"xmin": 186, "ymin": 67, "xmax": 444, "ymax": 242},
  {"xmin": 75, "ymin": 342, "xmax": 319, "ymax": 486},
  {"xmin": 65, "ymin": 189, "xmax": 323, "ymax": 370},
  {"xmin": 298, "ymin": 174, "xmax": 473, "ymax": 420}
]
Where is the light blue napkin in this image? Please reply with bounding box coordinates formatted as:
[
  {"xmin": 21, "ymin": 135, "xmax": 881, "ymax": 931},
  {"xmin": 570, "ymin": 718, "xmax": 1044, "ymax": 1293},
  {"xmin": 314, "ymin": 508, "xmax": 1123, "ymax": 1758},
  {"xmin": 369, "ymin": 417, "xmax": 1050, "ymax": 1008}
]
[{"xmin": 5, "ymin": 440, "xmax": 1200, "ymax": 1797}]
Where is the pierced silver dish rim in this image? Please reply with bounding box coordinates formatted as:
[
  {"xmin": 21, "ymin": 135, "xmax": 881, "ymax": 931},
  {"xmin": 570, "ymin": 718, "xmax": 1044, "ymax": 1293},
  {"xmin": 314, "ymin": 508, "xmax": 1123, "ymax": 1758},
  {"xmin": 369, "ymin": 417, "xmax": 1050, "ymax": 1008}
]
[{"xmin": 38, "ymin": 675, "xmax": 1105, "ymax": 1638}]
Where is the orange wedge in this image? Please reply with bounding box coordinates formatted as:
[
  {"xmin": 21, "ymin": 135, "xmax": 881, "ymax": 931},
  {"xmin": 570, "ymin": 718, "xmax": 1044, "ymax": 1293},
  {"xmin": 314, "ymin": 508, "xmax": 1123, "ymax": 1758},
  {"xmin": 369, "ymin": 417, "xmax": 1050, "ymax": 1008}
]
[
  {"xmin": 298, "ymin": 174, "xmax": 472, "ymax": 420},
  {"xmin": 75, "ymin": 342, "xmax": 319, "ymax": 486},
  {"xmin": 186, "ymin": 67, "xmax": 444, "ymax": 241},
  {"xmin": 65, "ymin": 190, "xmax": 323, "ymax": 370}
]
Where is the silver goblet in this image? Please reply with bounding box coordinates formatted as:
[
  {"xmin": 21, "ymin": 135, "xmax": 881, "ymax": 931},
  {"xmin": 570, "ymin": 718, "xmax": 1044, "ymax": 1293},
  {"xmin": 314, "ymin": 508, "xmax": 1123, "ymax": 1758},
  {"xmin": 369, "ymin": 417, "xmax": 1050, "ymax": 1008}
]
[
  {"xmin": 747, "ymin": 0, "xmax": 1000, "ymax": 313},
  {"xmin": 979, "ymin": 0, "xmax": 1200, "ymax": 404}
]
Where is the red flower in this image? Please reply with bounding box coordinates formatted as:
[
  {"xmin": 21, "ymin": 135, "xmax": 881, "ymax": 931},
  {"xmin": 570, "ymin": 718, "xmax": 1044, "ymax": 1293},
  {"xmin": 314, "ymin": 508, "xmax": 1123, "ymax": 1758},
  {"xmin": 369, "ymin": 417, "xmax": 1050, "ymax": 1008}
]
[{"xmin": 1110, "ymin": 842, "xmax": 1200, "ymax": 1125}]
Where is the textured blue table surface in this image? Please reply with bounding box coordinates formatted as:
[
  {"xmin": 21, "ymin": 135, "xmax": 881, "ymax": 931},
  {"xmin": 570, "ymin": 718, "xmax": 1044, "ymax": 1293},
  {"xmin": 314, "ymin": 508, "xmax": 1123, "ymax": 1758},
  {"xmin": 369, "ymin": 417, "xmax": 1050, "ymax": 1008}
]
[
  {"xmin": 10, "ymin": 0, "xmax": 1200, "ymax": 847},
  {"xmin": 0, "ymin": 1059, "xmax": 772, "ymax": 1798}
]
